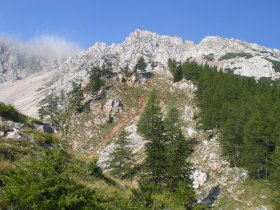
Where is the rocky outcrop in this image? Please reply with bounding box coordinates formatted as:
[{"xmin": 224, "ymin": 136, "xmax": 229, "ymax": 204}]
[
  {"xmin": 34, "ymin": 123, "xmax": 54, "ymax": 134},
  {"xmin": 2, "ymin": 30, "xmax": 280, "ymax": 117},
  {"xmin": 97, "ymin": 123, "xmax": 146, "ymax": 170},
  {"xmin": 170, "ymin": 79, "xmax": 197, "ymax": 92},
  {"xmin": 0, "ymin": 36, "xmax": 79, "ymax": 84},
  {"xmin": 0, "ymin": 117, "xmax": 54, "ymax": 143},
  {"xmin": 189, "ymin": 132, "xmax": 248, "ymax": 204},
  {"xmin": 6, "ymin": 129, "xmax": 22, "ymax": 140},
  {"xmin": 42, "ymin": 30, "xmax": 280, "ymax": 99},
  {"xmin": 196, "ymin": 36, "xmax": 280, "ymax": 79},
  {"xmin": 103, "ymin": 99, "xmax": 123, "ymax": 121},
  {"xmin": 190, "ymin": 169, "xmax": 207, "ymax": 189}
]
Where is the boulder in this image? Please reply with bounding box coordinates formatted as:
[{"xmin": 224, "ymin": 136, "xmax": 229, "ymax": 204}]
[
  {"xmin": 187, "ymin": 127, "xmax": 197, "ymax": 137},
  {"xmin": 190, "ymin": 169, "xmax": 207, "ymax": 189},
  {"xmin": 34, "ymin": 123, "xmax": 54, "ymax": 134},
  {"xmin": 170, "ymin": 79, "xmax": 197, "ymax": 92},
  {"xmin": 96, "ymin": 89, "xmax": 107, "ymax": 100},
  {"xmin": 14, "ymin": 122, "xmax": 25, "ymax": 129},
  {"xmin": 6, "ymin": 129, "xmax": 21, "ymax": 140},
  {"xmin": 103, "ymin": 99, "xmax": 123, "ymax": 120},
  {"xmin": 42, "ymin": 124, "xmax": 54, "ymax": 134}
]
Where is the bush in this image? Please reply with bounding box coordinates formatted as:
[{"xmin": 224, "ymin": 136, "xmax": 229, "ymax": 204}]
[
  {"xmin": 0, "ymin": 146, "xmax": 109, "ymax": 209},
  {"xmin": 0, "ymin": 103, "xmax": 26, "ymax": 123},
  {"xmin": 88, "ymin": 157, "xmax": 103, "ymax": 177}
]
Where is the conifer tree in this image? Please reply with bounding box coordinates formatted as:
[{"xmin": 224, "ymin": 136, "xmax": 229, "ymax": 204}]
[
  {"xmin": 271, "ymin": 145, "xmax": 280, "ymax": 207},
  {"xmin": 38, "ymin": 92, "xmax": 71, "ymax": 141},
  {"xmin": 241, "ymin": 112, "xmax": 276, "ymax": 178},
  {"xmin": 168, "ymin": 59, "xmax": 183, "ymax": 82},
  {"xmin": 88, "ymin": 66, "xmax": 103, "ymax": 96},
  {"xmin": 134, "ymin": 56, "xmax": 147, "ymax": 72},
  {"xmin": 163, "ymin": 108, "xmax": 193, "ymax": 190},
  {"xmin": 137, "ymin": 90, "xmax": 167, "ymax": 188},
  {"xmin": 109, "ymin": 130, "xmax": 134, "ymax": 177},
  {"xmin": 70, "ymin": 81, "xmax": 84, "ymax": 112},
  {"xmin": 0, "ymin": 146, "xmax": 108, "ymax": 209}
]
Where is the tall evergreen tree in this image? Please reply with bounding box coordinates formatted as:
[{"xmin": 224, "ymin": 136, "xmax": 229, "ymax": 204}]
[
  {"xmin": 134, "ymin": 56, "xmax": 147, "ymax": 73},
  {"xmin": 163, "ymin": 108, "xmax": 193, "ymax": 190},
  {"xmin": 0, "ymin": 146, "xmax": 109, "ymax": 210},
  {"xmin": 70, "ymin": 81, "xmax": 84, "ymax": 112},
  {"xmin": 271, "ymin": 145, "xmax": 280, "ymax": 207},
  {"xmin": 109, "ymin": 130, "xmax": 134, "ymax": 177},
  {"xmin": 168, "ymin": 59, "xmax": 183, "ymax": 82},
  {"xmin": 241, "ymin": 112, "xmax": 276, "ymax": 178},
  {"xmin": 88, "ymin": 66, "xmax": 103, "ymax": 95},
  {"xmin": 137, "ymin": 90, "xmax": 167, "ymax": 189}
]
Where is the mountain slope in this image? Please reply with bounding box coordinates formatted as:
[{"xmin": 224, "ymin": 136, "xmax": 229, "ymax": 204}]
[
  {"xmin": 0, "ymin": 30, "xmax": 279, "ymax": 209},
  {"xmin": 1, "ymin": 30, "xmax": 280, "ymax": 117}
]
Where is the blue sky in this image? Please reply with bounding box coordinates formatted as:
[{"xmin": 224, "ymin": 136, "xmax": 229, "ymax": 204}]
[{"xmin": 0, "ymin": 0, "xmax": 279, "ymax": 49}]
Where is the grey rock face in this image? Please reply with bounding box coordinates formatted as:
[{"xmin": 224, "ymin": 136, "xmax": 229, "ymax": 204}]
[
  {"xmin": 0, "ymin": 36, "xmax": 79, "ymax": 84},
  {"xmin": 190, "ymin": 169, "xmax": 207, "ymax": 189},
  {"xmin": 6, "ymin": 129, "xmax": 21, "ymax": 140},
  {"xmin": 2, "ymin": 30, "xmax": 280, "ymax": 117},
  {"xmin": 2, "ymin": 30, "xmax": 280, "ymax": 88},
  {"xmin": 48, "ymin": 30, "xmax": 280, "ymax": 97},
  {"xmin": 34, "ymin": 123, "xmax": 54, "ymax": 134},
  {"xmin": 103, "ymin": 99, "xmax": 123, "ymax": 121}
]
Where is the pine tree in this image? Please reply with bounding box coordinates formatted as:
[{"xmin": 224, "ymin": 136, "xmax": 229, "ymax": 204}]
[
  {"xmin": 88, "ymin": 66, "xmax": 103, "ymax": 96},
  {"xmin": 137, "ymin": 90, "xmax": 167, "ymax": 189},
  {"xmin": 163, "ymin": 108, "xmax": 193, "ymax": 190},
  {"xmin": 0, "ymin": 146, "xmax": 108, "ymax": 209},
  {"xmin": 70, "ymin": 81, "xmax": 84, "ymax": 112},
  {"xmin": 109, "ymin": 130, "xmax": 134, "ymax": 177},
  {"xmin": 137, "ymin": 89, "xmax": 162, "ymax": 139},
  {"xmin": 38, "ymin": 94, "xmax": 59, "ymax": 121},
  {"xmin": 271, "ymin": 145, "xmax": 280, "ymax": 207},
  {"xmin": 38, "ymin": 92, "xmax": 71, "ymax": 141},
  {"xmin": 168, "ymin": 59, "xmax": 183, "ymax": 82},
  {"xmin": 134, "ymin": 56, "xmax": 147, "ymax": 73},
  {"xmin": 220, "ymin": 113, "xmax": 244, "ymax": 167},
  {"xmin": 241, "ymin": 112, "xmax": 276, "ymax": 178}
]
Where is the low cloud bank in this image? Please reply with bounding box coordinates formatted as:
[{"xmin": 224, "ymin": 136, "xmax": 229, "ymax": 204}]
[{"xmin": 0, "ymin": 35, "xmax": 81, "ymax": 61}]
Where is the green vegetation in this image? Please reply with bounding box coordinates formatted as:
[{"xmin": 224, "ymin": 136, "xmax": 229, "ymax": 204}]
[
  {"xmin": 108, "ymin": 130, "xmax": 134, "ymax": 177},
  {"xmin": 215, "ymin": 179, "xmax": 276, "ymax": 209},
  {"xmin": 70, "ymin": 81, "xmax": 84, "ymax": 113},
  {"xmin": 266, "ymin": 58, "xmax": 280, "ymax": 72},
  {"xmin": 38, "ymin": 93, "xmax": 71, "ymax": 140},
  {"xmin": 203, "ymin": 53, "xmax": 215, "ymax": 61},
  {"xmin": 23, "ymin": 130, "xmax": 57, "ymax": 146},
  {"xmin": 0, "ymin": 102, "xmax": 41, "ymax": 126},
  {"xmin": 87, "ymin": 66, "xmax": 104, "ymax": 95},
  {"xmin": 137, "ymin": 90, "xmax": 195, "ymax": 208},
  {"xmin": 0, "ymin": 145, "xmax": 134, "ymax": 209},
  {"xmin": 0, "ymin": 102, "xmax": 25, "ymax": 123},
  {"xmin": 134, "ymin": 56, "xmax": 147, "ymax": 72},
  {"xmin": 218, "ymin": 52, "xmax": 253, "ymax": 60},
  {"xmin": 169, "ymin": 60, "xmax": 280, "ymax": 207},
  {"xmin": 168, "ymin": 58, "xmax": 183, "ymax": 82}
]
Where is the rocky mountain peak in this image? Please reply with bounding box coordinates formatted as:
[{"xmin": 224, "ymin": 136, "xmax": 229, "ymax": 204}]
[
  {"xmin": 2, "ymin": 30, "xmax": 280, "ymax": 117},
  {"xmin": 0, "ymin": 36, "xmax": 80, "ymax": 84}
]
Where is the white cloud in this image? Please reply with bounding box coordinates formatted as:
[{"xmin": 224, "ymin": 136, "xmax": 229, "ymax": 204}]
[
  {"xmin": 22, "ymin": 35, "xmax": 81, "ymax": 59},
  {"xmin": 0, "ymin": 34, "xmax": 81, "ymax": 60}
]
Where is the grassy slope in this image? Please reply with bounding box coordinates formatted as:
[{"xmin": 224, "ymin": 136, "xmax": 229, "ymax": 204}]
[
  {"xmin": 215, "ymin": 179, "xmax": 276, "ymax": 210},
  {"xmin": 1, "ymin": 73, "xmax": 277, "ymax": 209}
]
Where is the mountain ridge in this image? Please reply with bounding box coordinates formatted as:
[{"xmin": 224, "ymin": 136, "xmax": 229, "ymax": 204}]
[{"xmin": 1, "ymin": 29, "xmax": 280, "ymax": 117}]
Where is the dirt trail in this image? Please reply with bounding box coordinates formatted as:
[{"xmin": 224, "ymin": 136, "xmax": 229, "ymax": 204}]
[{"xmin": 88, "ymin": 95, "xmax": 147, "ymax": 158}]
